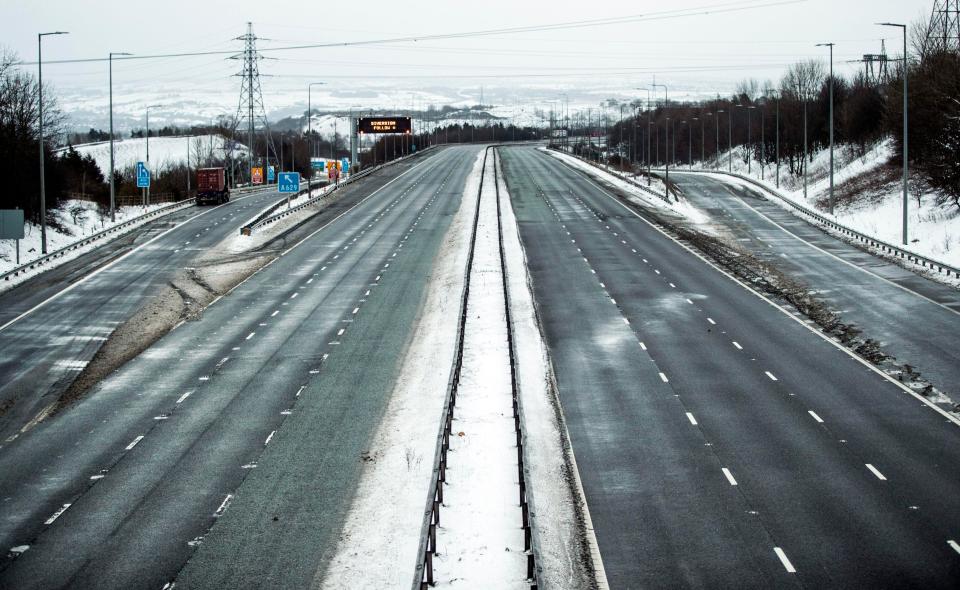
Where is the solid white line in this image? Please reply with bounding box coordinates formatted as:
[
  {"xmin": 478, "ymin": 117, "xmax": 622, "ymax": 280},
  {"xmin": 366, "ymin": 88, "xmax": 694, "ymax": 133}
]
[
  {"xmin": 732, "ymin": 341, "xmax": 743, "ymax": 350},
  {"xmin": 722, "ymin": 467, "xmax": 738, "ymax": 486},
  {"xmin": 125, "ymin": 435, "xmax": 144, "ymax": 451},
  {"xmin": 866, "ymin": 463, "xmax": 887, "ymax": 481},
  {"xmin": 948, "ymin": 540, "xmax": 960, "ymax": 555},
  {"xmin": 659, "ymin": 372, "xmax": 669, "ymax": 383},
  {"xmin": 176, "ymin": 391, "xmax": 193, "ymax": 404},
  {"xmin": 44, "ymin": 503, "xmax": 72, "ymax": 525},
  {"xmin": 774, "ymin": 547, "xmax": 796, "ymax": 573},
  {"xmin": 808, "ymin": 410, "xmax": 824, "ymax": 423},
  {"xmin": 765, "ymin": 371, "xmax": 778, "ymax": 381},
  {"xmin": 686, "ymin": 412, "xmax": 698, "ymax": 425},
  {"xmin": 264, "ymin": 430, "xmax": 276, "ymax": 445},
  {"xmin": 246, "ymin": 332, "xmax": 256, "ymax": 340}
]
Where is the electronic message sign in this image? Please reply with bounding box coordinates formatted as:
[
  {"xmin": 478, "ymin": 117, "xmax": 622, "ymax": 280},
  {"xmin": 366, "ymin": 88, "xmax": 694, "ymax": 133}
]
[{"xmin": 357, "ymin": 116, "xmax": 412, "ymax": 135}]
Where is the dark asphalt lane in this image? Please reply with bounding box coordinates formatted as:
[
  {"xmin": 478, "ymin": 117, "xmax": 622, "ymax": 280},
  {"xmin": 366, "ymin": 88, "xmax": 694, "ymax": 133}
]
[
  {"xmin": 502, "ymin": 147, "xmax": 960, "ymax": 588},
  {"xmin": 672, "ymin": 171, "xmax": 960, "ymax": 401},
  {"xmin": 0, "ymin": 146, "xmax": 479, "ymax": 589},
  {"xmin": 0, "ymin": 187, "xmax": 283, "ymax": 443}
]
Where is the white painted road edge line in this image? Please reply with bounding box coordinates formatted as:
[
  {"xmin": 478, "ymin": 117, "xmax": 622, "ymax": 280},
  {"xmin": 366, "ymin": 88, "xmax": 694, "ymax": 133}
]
[
  {"xmin": 866, "ymin": 463, "xmax": 887, "ymax": 481},
  {"xmin": 721, "ymin": 467, "xmax": 738, "ymax": 486},
  {"xmin": 125, "ymin": 435, "xmax": 144, "ymax": 451},
  {"xmin": 774, "ymin": 547, "xmax": 797, "ymax": 573}
]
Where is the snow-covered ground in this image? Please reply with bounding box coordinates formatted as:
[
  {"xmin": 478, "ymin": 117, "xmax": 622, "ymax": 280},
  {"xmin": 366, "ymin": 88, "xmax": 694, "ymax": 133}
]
[
  {"xmin": 696, "ymin": 139, "xmax": 960, "ymax": 269},
  {"xmin": 317, "ymin": 150, "xmax": 483, "ymax": 588},
  {"xmin": 544, "ymin": 148, "xmax": 712, "ymax": 227},
  {"xmin": 0, "ymin": 199, "xmax": 187, "ymax": 289},
  {"xmin": 56, "ymin": 135, "xmax": 248, "ymax": 177},
  {"xmin": 432, "ymin": 153, "xmax": 526, "ymax": 588}
]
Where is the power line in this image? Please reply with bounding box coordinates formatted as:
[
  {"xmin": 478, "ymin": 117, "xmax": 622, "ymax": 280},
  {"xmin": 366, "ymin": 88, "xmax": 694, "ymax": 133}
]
[{"xmin": 13, "ymin": 0, "xmax": 806, "ymax": 67}]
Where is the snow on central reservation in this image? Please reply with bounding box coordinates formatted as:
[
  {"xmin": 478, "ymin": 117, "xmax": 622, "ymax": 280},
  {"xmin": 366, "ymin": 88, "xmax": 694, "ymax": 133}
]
[
  {"xmin": 432, "ymin": 156, "xmax": 526, "ymax": 588},
  {"xmin": 700, "ymin": 138, "xmax": 960, "ymax": 269},
  {"xmin": 57, "ymin": 135, "xmax": 248, "ymax": 177}
]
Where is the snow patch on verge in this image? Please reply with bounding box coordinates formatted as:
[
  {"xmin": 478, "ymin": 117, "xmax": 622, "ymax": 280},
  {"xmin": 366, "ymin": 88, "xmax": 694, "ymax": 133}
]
[
  {"xmin": 496, "ymin": 151, "xmax": 605, "ymax": 590},
  {"xmin": 316, "ymin": 149, "xmax": 484, "ymax": 589}
]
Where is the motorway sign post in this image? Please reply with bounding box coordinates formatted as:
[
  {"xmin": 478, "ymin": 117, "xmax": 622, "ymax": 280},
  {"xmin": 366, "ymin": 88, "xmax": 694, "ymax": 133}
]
[
  {"xmin": 136, "ymin": 162, "xmax": 150, "ymax": 189},
  {"xmin": 0, "ymin": 209, "xmax": 25, "ymax": 265},
  {"xmin": 278, "ymin": 172, "xmax": 300, "ymax": 194}
]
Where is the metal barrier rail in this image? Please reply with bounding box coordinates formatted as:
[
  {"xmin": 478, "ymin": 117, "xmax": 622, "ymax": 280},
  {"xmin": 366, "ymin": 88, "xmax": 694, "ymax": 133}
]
[
  {"xmin": 412, "ymin": 147, "xmax": 487, "ymax": 589},
  {"xmin": 412, "ymin": 146, "xmax": 539, "ymax": 589},
  {"xmin": 241, "ymin": 147, "xmax": 438, "ymax": 235},
  {"xmin": 1, "ymin": 198, "xmax": 195, "ymax": 284},
  {"xmin": 668, "ymin": 167, "xmax": 960, "ymax": 279}
]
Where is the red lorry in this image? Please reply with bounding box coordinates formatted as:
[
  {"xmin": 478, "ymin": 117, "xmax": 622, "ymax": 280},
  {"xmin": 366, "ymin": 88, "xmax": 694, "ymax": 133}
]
[{"xmin": 196, "ymin": 167, "xmax": 230, "ymax": 205}]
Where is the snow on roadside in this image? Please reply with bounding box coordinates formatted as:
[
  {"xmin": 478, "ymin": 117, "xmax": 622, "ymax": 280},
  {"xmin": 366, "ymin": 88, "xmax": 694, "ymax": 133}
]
[
  {"xmin": 543, "ymin": 147, "xmax": 713, "ymax": 227},
  {"xmin": 496, "ymin": 152, "xmax": 602, "ymax": 589},
  {"xmin": 57, "ymin": 135, "xmax": 247, "ymax": 177},
  {"xmin": 317, "ymin": 150, "xmax": 484, "ymax": 589},
  {"xmin": 0, "ymin": 199, "xmax": 189, "ymax": 292},
  {"xmin": 431, "ymin": 153, "xmax": 526, "ymax": 588}
]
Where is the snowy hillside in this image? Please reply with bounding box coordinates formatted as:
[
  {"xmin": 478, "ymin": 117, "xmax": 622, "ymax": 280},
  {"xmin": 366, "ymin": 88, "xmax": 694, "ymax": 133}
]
[{"xmin": 57, "ymin": 135, "xmax": 248, "ymax": 176}]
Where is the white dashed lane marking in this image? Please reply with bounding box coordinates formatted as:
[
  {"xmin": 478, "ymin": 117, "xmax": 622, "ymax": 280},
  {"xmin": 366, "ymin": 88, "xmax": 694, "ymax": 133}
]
[
  {"xmin": 866, "ymin": 464, "xmax": 887, "ymax": 481},
  {"xmin": 125, "ymin": 435, "xmax": 144, "ymax": 451},
  {"xmin": 44, "ymin": 504, "xmax": 72, "ymax": 525},
  {"xmin": 722, "ymin": 468, "xmax": 738, "ymax": 486},
  {"xmin": 774, "ymin": 547, "xmax": 797, "ymax": 573},
  {"xmin": 808, "ymin": 410, "xmax": 824, "ymax": 423},
  {"xmin": 686, "ymin": 413, "xmax": 698, "ymax": 425},
  {"xmin": 765, "ymin": 371, "xmax": 778, "ymax": 382}
]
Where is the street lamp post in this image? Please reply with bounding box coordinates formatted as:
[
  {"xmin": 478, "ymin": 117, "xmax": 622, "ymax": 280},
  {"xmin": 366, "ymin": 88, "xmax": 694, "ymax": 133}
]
[
  {"xmin": 774, "ymin": 94, "xmax": 781, "ymax": 188},
  {"xmin": 144, "ymin": 104, "xmax": 163, "ymax": 207},
  {"xmin": 879, "ymin": 22, "xmax": 908, "ymax": 245},
  {"xmin": 736, "ymin": 104, "xmax": 757, "ymax": 174},
  {"xmin": 652, "ymin": 83, "xmax": 669, "ymax": 198},
  {"xmin": 699, "ymin": 114, "xmax": 707, "ymax": 166},
  {"xmin": 817, "ymin": 42, "xmax": 836, "ymax": 214},
  {"xmin": 38, "ymin": 31, "xmax": 68, "ymax": 254},
  {"xmin": 714, "ymin": 110, "xmax": 723, "ymax": 169},
  {"xmin": 109, "ymin": 51, "xmax": 132, "ymax": 223},
  {"xmin": 307, "ymin": 82, "xmax": 325, "ymax": 196}
]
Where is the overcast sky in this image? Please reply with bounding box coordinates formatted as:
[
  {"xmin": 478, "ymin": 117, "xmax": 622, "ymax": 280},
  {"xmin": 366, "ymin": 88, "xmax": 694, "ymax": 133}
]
[{"xmin": 1, "ymin": 0, "xmax": 934, "ymax": 127}]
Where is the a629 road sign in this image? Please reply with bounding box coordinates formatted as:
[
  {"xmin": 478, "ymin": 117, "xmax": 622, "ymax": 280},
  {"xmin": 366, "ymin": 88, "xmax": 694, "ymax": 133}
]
[{"xmin": 278, "ymin": 172, "xmax": 300, "ymax": 194}]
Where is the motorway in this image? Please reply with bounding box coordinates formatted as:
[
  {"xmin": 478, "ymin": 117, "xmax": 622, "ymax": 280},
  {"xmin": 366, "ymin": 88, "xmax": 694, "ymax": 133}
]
[
  {"xmin": 672, "ymin": 171, "xmax": 960, "ymax": 403},
  {"xmin": 0, "ymin": 145, "xmax": 479, "ymax": 589},
  {"xmin": 0, "ymin": 186, "xmax": 283, "ymax": 443},
  {"xmin": 501, "ymin": 146, "xmax": 960, "ymax": 588}
]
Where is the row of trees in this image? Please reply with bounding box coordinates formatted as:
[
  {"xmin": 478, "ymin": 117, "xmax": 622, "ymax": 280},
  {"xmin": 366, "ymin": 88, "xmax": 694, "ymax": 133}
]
[{"xmin": 578, "ymin": 44, "xmax": 959, "ymax": 208}]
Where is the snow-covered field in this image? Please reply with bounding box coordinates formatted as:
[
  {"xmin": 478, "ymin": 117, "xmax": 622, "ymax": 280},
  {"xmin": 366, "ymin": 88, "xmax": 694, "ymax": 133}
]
[
  {"xmin": 57, "ymin": 135, "xmax": 248, "ymax": 176},
  {"xmin": 696, "ymin": 139, "xmax": 960, "ymax": 269},
  {"xmin": 0, "ymin": 199, "xmax": 185, "ymax": 288}
]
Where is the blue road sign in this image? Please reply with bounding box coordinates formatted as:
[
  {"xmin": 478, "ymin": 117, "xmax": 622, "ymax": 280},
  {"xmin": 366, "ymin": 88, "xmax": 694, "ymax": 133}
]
[
  {"xmin": 341, "ymin": 158, "xmax": 350, "ymax": 173},
  {"xmin": 136, "ymin": 162, "xmax": 150, "ymax": 188},
  {"xmin": 268, "ymin": 166, "xmax": 276, "ymax": 182},
  {"xmin": 278, "ymin": 172, "xmax": 300, "ymax": 194}
]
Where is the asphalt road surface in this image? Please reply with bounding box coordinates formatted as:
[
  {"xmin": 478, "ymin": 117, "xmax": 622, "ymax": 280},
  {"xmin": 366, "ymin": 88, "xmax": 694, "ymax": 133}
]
[
  {"xmin": 0, "ymin": 187, "xmax": 282, "ymax": 443},
  {"xmin": 672, "ymin": 170, "xmax": 960, "ymax": 403},
  {"xmin": 0, "ymin": 145, "xmax": 479, "ymax": 589},
  {"xmin": 502, "ymin": 146, "xmax": 960, "ymax": 588}
]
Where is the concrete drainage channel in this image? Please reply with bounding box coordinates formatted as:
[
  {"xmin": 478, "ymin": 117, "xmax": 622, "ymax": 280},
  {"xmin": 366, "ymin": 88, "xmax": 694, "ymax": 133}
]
[{"xmin": 414, "ymin": 146, "xmax": 539, "ymax": 589}]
